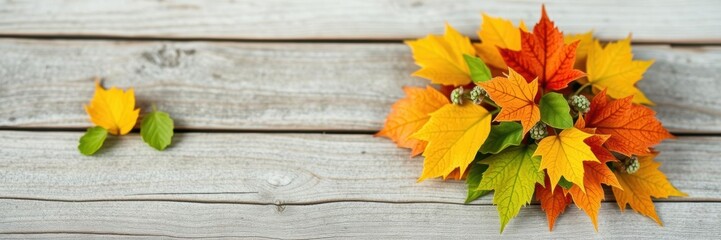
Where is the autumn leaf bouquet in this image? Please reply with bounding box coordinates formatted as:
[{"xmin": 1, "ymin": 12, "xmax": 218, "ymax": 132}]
[{"xmin": 377, "ymin": 6, "xmax": 685, "ymax": 232}]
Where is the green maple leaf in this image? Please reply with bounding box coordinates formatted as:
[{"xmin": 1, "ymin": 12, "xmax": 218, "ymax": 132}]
[
  {"xmin": 465, "ymin": 155, "xmax": 491, "ymax": 203},
  {"xmin": 478, "ymin": 145, "xmax": 545, "ymax": 232}
]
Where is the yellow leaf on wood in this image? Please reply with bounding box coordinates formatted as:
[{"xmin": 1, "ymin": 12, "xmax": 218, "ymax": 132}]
[
  {"xmin": 85, "ymin": 80, "xmax": 140, "ymax": 135},
  {"xmin": 564, "ymin": 31, "xmax": 594, "ymax": 69},
  {"xmin": 534, "ymin": 127, "xmax": 599, "ymax": 191},
  {"xmin": 584, "ymin": 37, "xmax": 654, "ymax": 105},
  {"xmin": 612, "ymin": 154, "xmax": 686, "ymax": 225},
  {"xmin": 406, "ymin": 24, "xmax": 476, "ymax": 86},
  {"xmin": 412, "ymin": 104, "xmax": 492, "ymax": 181},
  {"xmin": 474, "ymin": 14, "xmax": 525, "ymax": 69}
]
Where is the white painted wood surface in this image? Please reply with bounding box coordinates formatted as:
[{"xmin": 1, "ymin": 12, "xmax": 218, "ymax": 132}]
[
  {"xmin": 0, "ymin": 131, "xmax": 713, "ymax": 203},
  {"xmin": 1, "ymin": 1, "xmax": 719, "ymax": 237},
  {"xmin": 1, "ymin": 40, "xmax": 719, "ymax": 133},
  {"xmin": 0, "ymin": 0, "xmax": 719, "ymax": 43},
  {"xmin": 0, "ymin": 131, "xmax": 716, "ymax": 237},
  {"xmin": 1, "ymin": 200, "xmax": 718, "ymax": 238}
]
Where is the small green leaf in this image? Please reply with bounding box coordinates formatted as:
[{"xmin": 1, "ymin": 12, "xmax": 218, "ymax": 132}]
[
  {"xmin": 465, "ymin": 157, "xmax": 491, "ymax": 204},
  {"xmin": 558, "ymin": 177, "xmax": 574, "ymax": 189},
  {"xmin": 479, "ymin": 122, "xmax": 524, "ymax": 154},
  {"xmin": 141, "ymin": 110, "xmax": 174, "ymax": 151},
  {"xmin": 478, "ymin": 145, "xmax": 545, "ymax": 233},
  {"xmin": 540, "ymin": 92, "xmax": 573, "ymax": 129},
  {"xmin": 78, "ymin": 126, "xmax": 108, "ymax": 156},
  {"xmin": 463, "ymin": 54, "xmax": 492, "ymax": 83}
]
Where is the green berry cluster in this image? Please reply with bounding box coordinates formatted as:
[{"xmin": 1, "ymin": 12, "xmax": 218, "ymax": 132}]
[
  {"xmin": 569, "ymin": 95, "xmax": 590, "ymax": 113},
  {"xmin": 625, "ymin": 155, "xmax": 640, "ymax": 174},
  {"xmin": 530, "ymin": 122, "xmax": 548, "ymax": 140},
  {"xmin": 451, "ymin": 87, "xmax": 464, "ymax": 105},
  {"xmin": 469, "ymin": 86, "xmax": 488, "ymax": 105}
]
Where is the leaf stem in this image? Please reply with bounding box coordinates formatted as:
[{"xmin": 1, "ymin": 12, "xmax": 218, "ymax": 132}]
[
  {"xmin": 483, "ymin": 98, "xmax": 499, "ymax": 109},
  {"xmin": 574, "ymin": 83, "xmax": 592, "ymax": 96}
]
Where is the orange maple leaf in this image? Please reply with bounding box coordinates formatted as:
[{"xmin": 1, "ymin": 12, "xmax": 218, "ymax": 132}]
[
  {"xmin": 567, "ymin": 157, "xmax": 621, "ymax": 231},
  {"xmin": 612, "ymin": 153, "xmax": 686, "ymax": 225},
  {"xmin": 584, "ymin": 90, "xmax": 673, "ymax": 156},
  {"xmin": 575, "ymin": 117, "xmax": 616, "ymax": 162},
  {"xmin": 499, "ymin": 6, "xmax": 585, "ymax": 90},
  {"xmin": 376, "ymin": 86, "xmax": 449, "ymax": 157},
  {"xmin": 535, "ymin": 175, "xmax": 571, "ymax": 231},
  {"xmin": 479, "ymin": 68, "xmax": 540, "ymax": 134},
  {"xmin": 445, "ymin": 167, "xmax": 467, "ymax": 181}
]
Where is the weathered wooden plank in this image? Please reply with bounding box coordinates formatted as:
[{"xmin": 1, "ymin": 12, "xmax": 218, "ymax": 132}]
[
  {"xmin": 0, "ymin": 40, "xmax": 416, "ymax": 131},
  {"xmin": 0, "ymin": 0, "xmax": 719, "ymax": 43},
  {"xmin": 0, "ymin": 235, "xmax": 152, "ymax": 239},
  {"xmin": 1, "ymin": 40, "xmax": 719, "ymax": 133},
  {"xmin": 0, "ymin": 200, "xmax": 718, "ymax": 238},
  {"xmin": 0, "ymin": 235, "xmax": 153, "ymax": 240},
  {"xmin": 0, "ymin": 131, "xmax": 715, "ymax": 203}
]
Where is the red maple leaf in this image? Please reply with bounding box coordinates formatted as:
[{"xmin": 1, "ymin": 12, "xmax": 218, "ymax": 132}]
[
  {"xmin": 499, "ymin": 6, "xmax": 585, "ymax": 90},
  {"xmin": 583, "ymin": 90, "xmax": 673, "ymax": 156}
]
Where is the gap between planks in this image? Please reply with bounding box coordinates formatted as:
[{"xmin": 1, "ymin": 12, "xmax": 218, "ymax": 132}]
[
  {"xmin": 0, "ymin": 35, "xmax": 719, "ymax": 47},
  {"xmin": 1, "ymin": 128, "xmax": 721, "ymax": 137},
  {"xmin": 0, "ymin": 195, "xmax": 716, "ymax": 206}
]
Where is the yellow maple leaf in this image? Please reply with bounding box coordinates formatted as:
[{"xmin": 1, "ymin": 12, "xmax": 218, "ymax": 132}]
[
  {"xmin": 474, "ymin": 14, "xmax": 526, "ymax": 70},
  {"xmin": 583, "ymin": 37, "xmax": 654, "ymax": 105},
  {"xmin": 376, "ymin": 86, "xmax": 450, "ymax": 157},
  {"xmin": 480, "ymin": 68, "xmax": 540, "ymax": 134},
  {"xmin": 412, "ymin": 104, "xmax": 492, "ymax": 181},
  {"xmin": 564, "ymin": 31, "xmax": 594, "ymax": 69},
  {"xmin": 534, "ymin": 127, "xmax": 599, "ymax": 191},
  {"xmin": 84, "ymin": 80, "xmax": 140, "ymax": 135},
  {"xmin": 566, "ymin": 119, "xmax": 621, "ymax": 230},
  {"xmin": 405, "ymin": 23, "xmax": 475, "ymax": 86},
  {"xmin": 612, "ymin": 154, "xmax": 686, "ymax": 225}
]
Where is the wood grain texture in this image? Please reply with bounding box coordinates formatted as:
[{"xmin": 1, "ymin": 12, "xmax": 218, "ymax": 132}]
[
  {"xmin": 1, "ymin": 40, "xmax": 719, "ymax": 133},
  {"xmin": 1, "ymin": 200, "xmax": 718, "ymax": 238},
  {"xmin": 0, "ymin": 131, "xmax": 715, "ymax": 204},
  {"xmin": 0, "ymin": 0, "xmax": 719, "ymax": 43}
]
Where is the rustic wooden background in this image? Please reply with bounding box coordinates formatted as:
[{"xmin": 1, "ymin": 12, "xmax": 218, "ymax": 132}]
[{"xmin": 1, "ymin": 0, "xmax": 720, "ymax": 238}]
